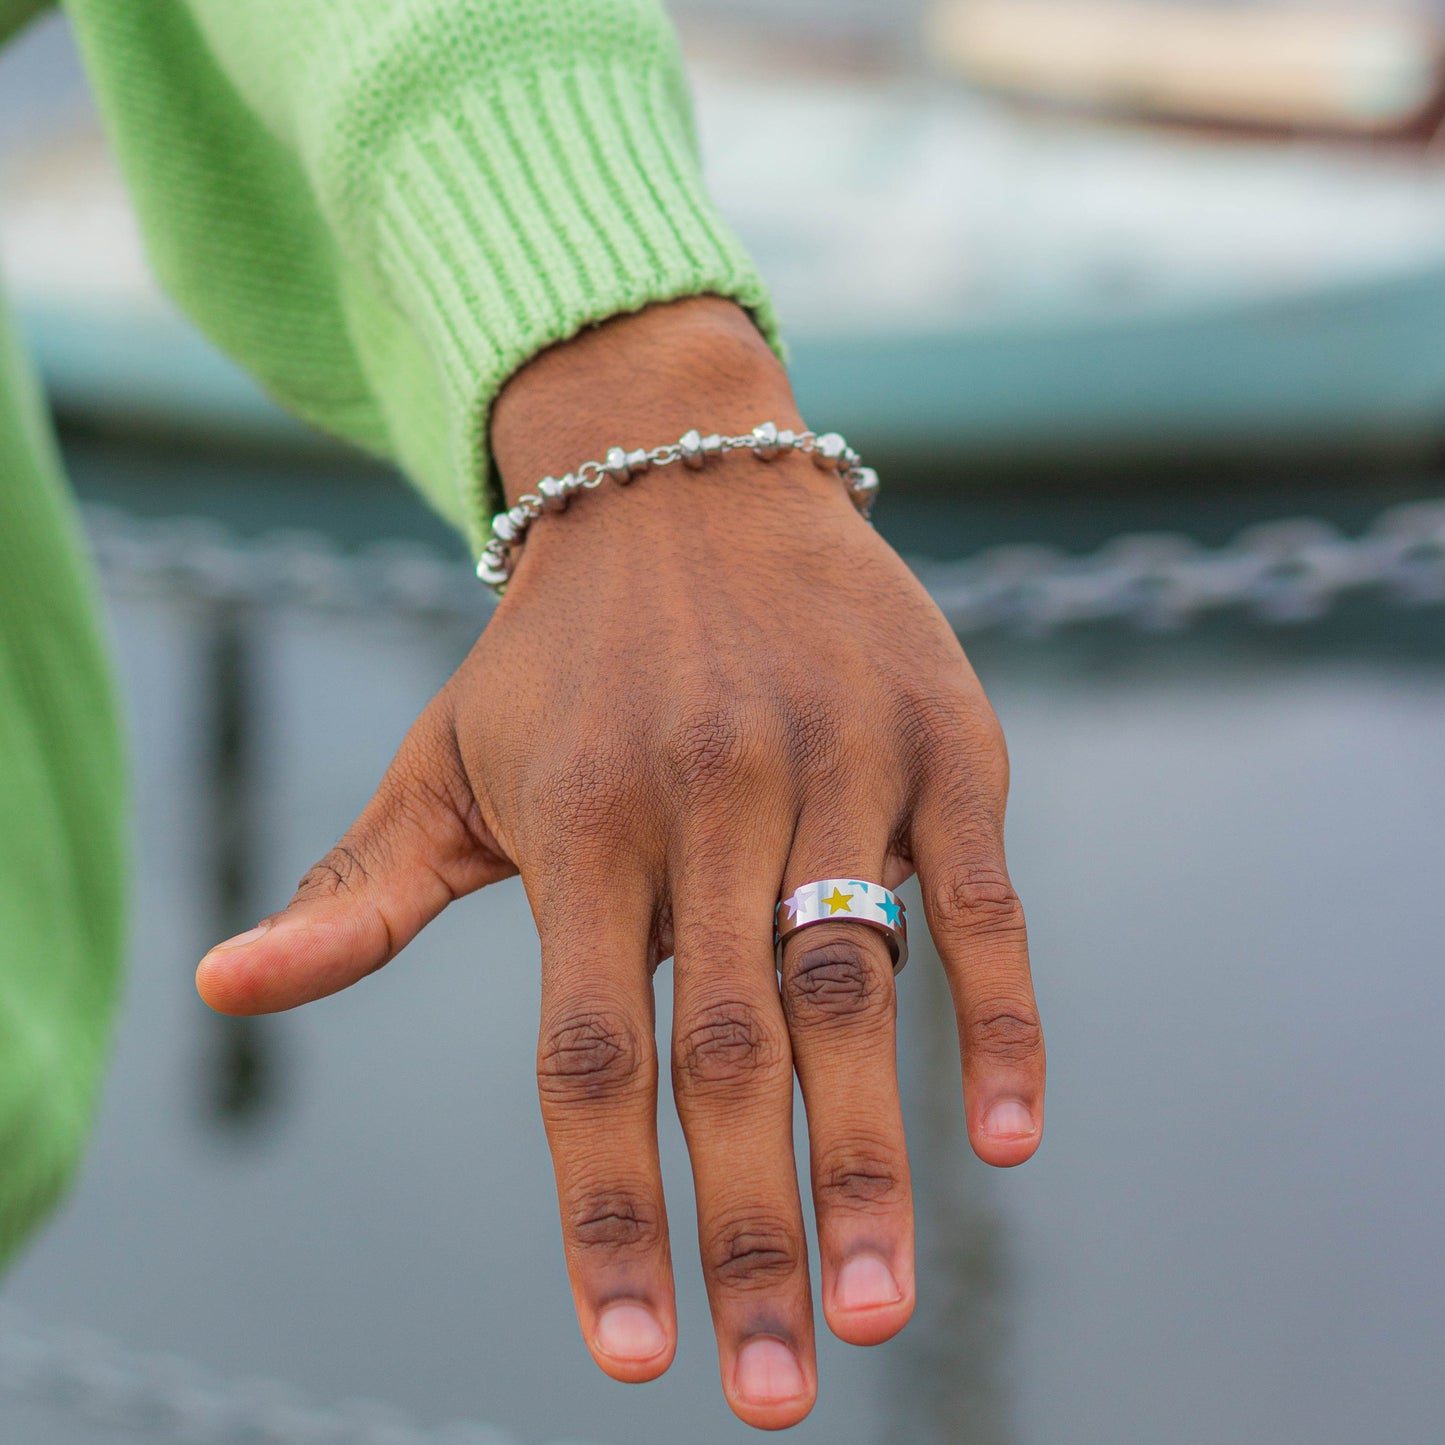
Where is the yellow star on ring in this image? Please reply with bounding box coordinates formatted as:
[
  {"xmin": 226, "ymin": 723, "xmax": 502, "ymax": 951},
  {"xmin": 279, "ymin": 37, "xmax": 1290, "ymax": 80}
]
[{"xmin": 823, "ymin": 887, "xmax": 855, "ymax": 915}]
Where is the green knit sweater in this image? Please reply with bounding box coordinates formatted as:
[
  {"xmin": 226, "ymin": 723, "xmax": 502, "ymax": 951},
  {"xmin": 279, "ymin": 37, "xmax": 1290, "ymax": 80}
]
[{"xmin": 0, "ymin": 0, "xmax": 775, "ymax": 1265}]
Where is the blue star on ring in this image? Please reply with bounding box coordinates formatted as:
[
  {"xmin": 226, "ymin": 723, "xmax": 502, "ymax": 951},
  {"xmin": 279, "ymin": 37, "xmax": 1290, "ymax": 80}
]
[{"xmin": 878, "ymin": 893, "xmax": 903, "ymax": 928}]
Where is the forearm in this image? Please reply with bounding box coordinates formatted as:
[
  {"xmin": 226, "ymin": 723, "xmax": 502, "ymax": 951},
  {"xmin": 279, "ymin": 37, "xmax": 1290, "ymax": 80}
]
[{"xmin": 64, "ymin": 1, "xmax": 779, "ymax": 542}]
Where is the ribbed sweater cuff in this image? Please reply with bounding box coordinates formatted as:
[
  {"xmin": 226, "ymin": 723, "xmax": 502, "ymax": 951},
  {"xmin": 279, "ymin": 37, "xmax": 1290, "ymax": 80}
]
[{"xmin": 373, "ymin": 58, "xmax": 781, "ymax": 555}]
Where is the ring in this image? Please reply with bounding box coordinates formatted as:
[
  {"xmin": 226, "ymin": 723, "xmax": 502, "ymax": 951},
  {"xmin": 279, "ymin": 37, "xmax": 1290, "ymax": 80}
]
[{"xmin": 774, "ymin": 879, "xmax": 908, "ymax": 974}]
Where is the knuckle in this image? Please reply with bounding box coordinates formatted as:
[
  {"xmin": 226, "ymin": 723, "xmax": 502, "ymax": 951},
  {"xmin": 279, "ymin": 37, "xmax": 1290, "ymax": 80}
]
[
  {"xmin": 785, "ymin": 939, "xmax": 891, "ymax": 1025},
  {"xmin": 783, "ymin": 688, "xmax": 842, "ymax": 773},
  {"xmin": 969, "ymin": 1000, "xmax": 1044, "ymax": 1065},
  {"xmin": 665, "ymin": 702, "xmax": 773, "ymax": 799},
  {"xmin": 928, "ymin": 863, "xmax": 1026, "ymax": 941},
  {"xmin": 960, "ymin": 702, "xmax": 1008, "ymax": 769},
  {"xmin": 537, "ymin": 1010, "xmax": 647, "ymax": 1106},
  {"xmin": 707, "ymin": 1216, "xmax": 803, "ymax": 1293},
  {"xmin": 899, "ymin": 689, "xmax": 979, "ymax": 753},
  {"xmin": 529, "ymin": 743, "xmax": 640, "ymax": 857},
  {"xmin": 567, "ymin": 1189, "xmax": 664, "ymax": 1255},
  {"xmin": 390, "ymin": 726, "xmax": 470, "ymax": 818},
  {"xmin": 898, "ymin": 687, "xmax": 967, "ymax": 746},
  {"xmin": 294, "ymin": 842, "xmax": 370, "ymax": 900},
  {"xmin": 390, "ymin": 761, "xmax": 472, "ymax": 850},
  {"xmin": 676, "ymin": 1004, "xmax": 787, "ymax": 1093},
  {"xmin": 903, "ymin": 691, "xmax": 1009, "ymax": 797},
  {"xmin": 814, "ymin": 1147, "xmax": 906, "ymax": 1214}
]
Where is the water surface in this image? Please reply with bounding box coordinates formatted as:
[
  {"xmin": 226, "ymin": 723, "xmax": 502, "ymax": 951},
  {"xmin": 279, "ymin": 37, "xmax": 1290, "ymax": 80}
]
[{"xmin": 4, "ymin": 590, "xmax": 1440, "ymax": 1444}]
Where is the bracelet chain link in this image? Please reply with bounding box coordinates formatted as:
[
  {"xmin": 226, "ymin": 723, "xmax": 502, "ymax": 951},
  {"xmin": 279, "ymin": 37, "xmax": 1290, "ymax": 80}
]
[{"xmin": 477, "ymin": 423, "xmax": 878, "ymax": 591}]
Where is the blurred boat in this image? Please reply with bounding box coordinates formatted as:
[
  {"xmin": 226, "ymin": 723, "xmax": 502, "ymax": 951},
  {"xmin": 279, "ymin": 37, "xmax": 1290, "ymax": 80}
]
[
  {"xmin": 687, "ymin": 52, "xmax": 1445, "ymax": 470},
  {"xmin": 8, "ymin": 11, "xmax": 1445, "ymax": 475},
  {"xmin": 927, "ymin": 0, "xmax": 1445, "ymax": 138}
]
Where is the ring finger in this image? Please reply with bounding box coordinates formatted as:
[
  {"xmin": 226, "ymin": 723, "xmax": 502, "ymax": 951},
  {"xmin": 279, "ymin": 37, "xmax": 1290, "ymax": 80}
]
[{"xmin": 778, "ymin": 800, "xmax": 915, "ymax": 1347}]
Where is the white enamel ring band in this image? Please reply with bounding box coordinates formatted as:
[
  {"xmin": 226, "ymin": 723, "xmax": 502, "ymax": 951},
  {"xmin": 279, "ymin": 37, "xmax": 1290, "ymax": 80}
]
[{"xmin": 774, "ymin": 879, "xmax": 908, "ymax": 975}]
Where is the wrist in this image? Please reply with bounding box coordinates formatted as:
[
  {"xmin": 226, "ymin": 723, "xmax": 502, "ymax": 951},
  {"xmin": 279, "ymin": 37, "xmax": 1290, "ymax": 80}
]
[
  {"xmin": 490, "ymin": 297, "xmax": 803, "ymax": 509},
  {"xmin": 484, "ymin": 297, "xmax": 879, "ymax": 596}
]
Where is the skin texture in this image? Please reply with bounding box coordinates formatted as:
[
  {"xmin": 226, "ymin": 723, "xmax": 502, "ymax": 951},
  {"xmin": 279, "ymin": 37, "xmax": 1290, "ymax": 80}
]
[{"xmin": 197, "ymin": 297, "xmax": 1045, "ymax": 1431}]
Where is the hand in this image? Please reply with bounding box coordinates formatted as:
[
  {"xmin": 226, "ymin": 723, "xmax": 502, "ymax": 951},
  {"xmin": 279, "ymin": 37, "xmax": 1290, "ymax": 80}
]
[{"xmin": 197, "ymin": 298, "xmax": 1045, "ymax": 1431}]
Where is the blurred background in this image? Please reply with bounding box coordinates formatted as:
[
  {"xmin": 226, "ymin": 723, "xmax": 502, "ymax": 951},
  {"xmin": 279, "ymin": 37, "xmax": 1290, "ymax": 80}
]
[{"xmin": 1, "ymin": 2, "xmax": 1444, "ymax": 1443}]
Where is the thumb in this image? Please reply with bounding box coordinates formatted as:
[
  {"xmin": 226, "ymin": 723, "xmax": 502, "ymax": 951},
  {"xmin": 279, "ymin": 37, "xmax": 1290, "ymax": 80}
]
[{"xmin": 196, "ymin": 706, "xmax": 514, "ymax": 1015}]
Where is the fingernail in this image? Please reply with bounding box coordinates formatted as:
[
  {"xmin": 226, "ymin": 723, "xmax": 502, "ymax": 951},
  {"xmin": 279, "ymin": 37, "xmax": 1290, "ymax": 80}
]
[
  {"xmin": 836, "ymin": 1253, "xmax": 902, "ymax": 1311},
  {"xmin": 208, "ymin": 922, "xmax": 271, "ymax": 953},
  {"xmin": 594, "ymin": 1304, "xmax": 666, "ymax": 1362},
  {"xmin": 735, "ymin": 1338, "xmax": 806, "ymax": 1405},
  {"xmin": 982, "ymin": 1098, "xmax": 1035, "ymax": 1139}
]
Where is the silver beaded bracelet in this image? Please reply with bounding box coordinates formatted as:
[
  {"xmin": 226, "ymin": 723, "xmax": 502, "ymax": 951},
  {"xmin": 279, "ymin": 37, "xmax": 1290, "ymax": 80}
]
[{"xmin": 476, "ymin": 422, "xmax": 879, "ymax": 591}]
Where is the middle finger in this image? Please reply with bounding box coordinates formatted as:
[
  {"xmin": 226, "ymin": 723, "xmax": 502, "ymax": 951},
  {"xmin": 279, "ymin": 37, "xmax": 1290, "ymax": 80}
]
[{"xmin": 670, "ymin": 819, "xmax": 816, "ymax": 1430}]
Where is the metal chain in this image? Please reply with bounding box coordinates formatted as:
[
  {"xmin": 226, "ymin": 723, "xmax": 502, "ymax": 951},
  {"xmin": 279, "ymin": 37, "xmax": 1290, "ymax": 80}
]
[
  {"xmin": 83, "ymin": 497, "xmax": 1445, "ymax": 632},
  {"xmin": 0, "ymin": 1303, "xmax": 556, "ymax": 1445},
  {"xmin": 913, "ymin": 501, "xmax": 1445, "ymax": 634},
  {"xmin": 84, "ymin": 510, "xmax": 495, "ymax": 624}
]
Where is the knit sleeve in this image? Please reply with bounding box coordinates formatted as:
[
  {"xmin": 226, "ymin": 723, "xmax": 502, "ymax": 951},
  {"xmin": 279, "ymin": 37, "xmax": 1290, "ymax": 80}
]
[{"xmin": 60, "ymin": 0, "xmax": 780, "ymax": 552}]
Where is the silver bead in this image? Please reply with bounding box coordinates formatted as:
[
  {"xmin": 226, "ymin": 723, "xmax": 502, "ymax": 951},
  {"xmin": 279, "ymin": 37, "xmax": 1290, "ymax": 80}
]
[
  {"xmin": 777, "ymin": 428, "xmax": 797, "ymax": 449},
  {"xmin": 626, "ymin": 448, "xmax": 650, "ymax": 475},
  {"xmin": 679, "ymin": 429, "xmax": 705, "ymax": 469},
  {"xmin": 605, "ymin": 446, "xmax": 632, "ymax": 483},
  {"xmin": 848, "ymin": 466, "xmax": 880, "ymax": 506},
  {"xmin": 813, "ymin": 432, "xmax": 847, "ymax": 469},
  {"xmin": 701, "ymin": 433, "xmax": 725, "ymax": 456},
  {"xmin": 491, "ymin": 511, "xmax": 519, "ymax": 543},
  {"xmin": 508, "ymin": 504, "xmax": 531, "ymax": 533},
  {"xmin": 476, "ymin": 551, "xmax": 511, "ymax": 587},
  {"xmin": 752, "ymin": 421, "xmax": 780, "ymax": 459},
  {"xmin": 537, "ymin": 476, "xmax": 569, "ymax": 513}
]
